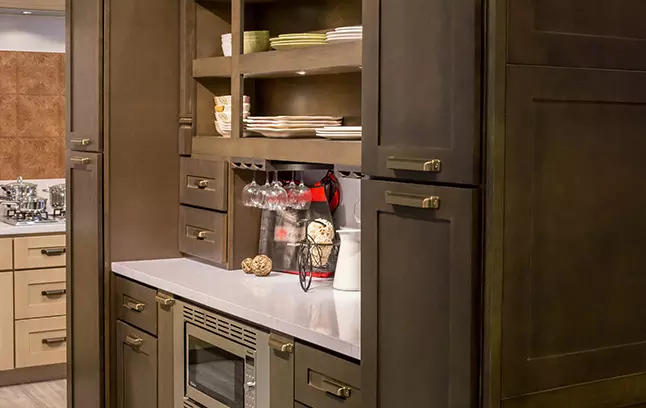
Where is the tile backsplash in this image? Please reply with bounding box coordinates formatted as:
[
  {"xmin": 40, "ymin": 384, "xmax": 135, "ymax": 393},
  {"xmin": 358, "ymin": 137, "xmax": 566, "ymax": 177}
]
[{"xmin": 0, "ymin": 51, "xmax": 65, "ymax": 181}]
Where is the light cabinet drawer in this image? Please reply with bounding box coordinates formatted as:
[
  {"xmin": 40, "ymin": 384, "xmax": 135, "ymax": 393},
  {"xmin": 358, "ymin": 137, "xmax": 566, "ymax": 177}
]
[
  {"xmin": 0, "ymin": 239, "xmax": 11, "ymax": 271},
  {"xmin": 180, "ymin": 157, "xmax": 228, "ymax": 211},
  {"xmin": 179, "ymin": 205, "xmax": 227, "ymax": 265},
  {"xmin": 115, "ymin": 276, "xmax": 158, "ymax": 336},
  {"xmin": 14, "ymin": 235, "xmax": 66, "ymax": 270},
  {"xmin": 15, "ymin": 268, "xmax": 66, "ymax": 319},
  {"xmin": 15, "ymin": 316, "xmax": 66, "ymax": 368},
  {"xmin": 295, "ymin": 342, "xmax": 361, "ymax": 408}
]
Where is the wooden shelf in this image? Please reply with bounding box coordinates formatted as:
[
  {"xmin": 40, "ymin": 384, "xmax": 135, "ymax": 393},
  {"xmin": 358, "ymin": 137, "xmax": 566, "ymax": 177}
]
[
  {"xmin": 193, "ymin": 56, "xmax": 232, "ymax": 78},
  {"xmin": 191, "ymin": 136, "xmax": 361, "ymax": 166}
]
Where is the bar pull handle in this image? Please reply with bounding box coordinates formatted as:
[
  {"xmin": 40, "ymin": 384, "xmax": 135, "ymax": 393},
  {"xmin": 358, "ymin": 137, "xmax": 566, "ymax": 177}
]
[
  {"xmin": 41, "ymin": 248, "xmax": 66, "ymax": 256},
  {"xmin": 41, "ymin": 289, "xmax": 66, "ymax": 297},
  {"xmin": 42, "ymin": 336, "xmax": 66, "ymax": 345},
  {"xmin": 387, "ymin": 156, "xmax": 442, "ymax": 173},
  {"xmin": 125, "ymin": 335, "xmax": 143, "ymax": 348},
  {"xmin": 308, "ymin": 371, "xmax": 352, "ymax": 399},
  {"xmin": 268, "ymin": 335, "xmax": 294, "ymax": 353},
  {"xmin": 69, "ymin": 138, "xmax": 91, "ymax": 146},
  {"xmin": 123, "ymin": 300, "xmax": 145, "ymax": 312},
  {"xmin": 70, "ymin": 157, "xmax": 91, "ymax": 165},
  {"xmin": 385, "ymin": 191, "xmax": 440, "ymax": 209},
  {"xmin": 155, "ymin": 294, "xmax": 175, "ymax": 307}
]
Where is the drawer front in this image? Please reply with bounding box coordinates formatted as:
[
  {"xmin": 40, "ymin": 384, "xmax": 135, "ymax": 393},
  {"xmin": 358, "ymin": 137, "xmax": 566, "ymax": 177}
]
[
  {"xmin": 0, "ymin": 272, "xmax": 14, "ymax": 371},
  {"xmin": 179, "ymin": 205, "xmax": 227, "ymax": 265},
  {"xmin": 180, "ymin": 157, "xmax": 228, "ymax": 211},
  {"xmin": 115, "ymin": 276, "xmax": 158, "ymax": 336},
  {"xmin": 295, "ymin": 342, "xmax": 361, "ymax": 408},
  {"xmin": 14, "ymin": 235, "xmax": 66, "ymax": 270},
  {"xmin": 0, "ymin": 239, "xmax": 11, "ymax": 271},
  {"xmin": 15, "ymin": 316, "xmax": 66, "ymax": 368},
  {"xmin": 15, "ymin": 268, "xmax": 66, "ymax": 319}
]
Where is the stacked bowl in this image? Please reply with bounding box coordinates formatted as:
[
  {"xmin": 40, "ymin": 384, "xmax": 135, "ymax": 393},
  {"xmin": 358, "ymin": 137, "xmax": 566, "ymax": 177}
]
[
  {"xmin": 221, "ymin": 31, "xmax": 270, "ymax": 56},
  {"xmin": 214, "ymin": 95, "xmax": 251, "ymax": 137}
]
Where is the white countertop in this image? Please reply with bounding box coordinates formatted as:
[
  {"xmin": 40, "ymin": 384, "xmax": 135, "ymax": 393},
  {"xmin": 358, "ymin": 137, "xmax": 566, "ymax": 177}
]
[
  {"xmin": 0, "ymin": 222, "xmax": 66, "ymax": 237},
  {"xmin": 112, "ymin": 258, "xmax": 361, "ymax": 360}
]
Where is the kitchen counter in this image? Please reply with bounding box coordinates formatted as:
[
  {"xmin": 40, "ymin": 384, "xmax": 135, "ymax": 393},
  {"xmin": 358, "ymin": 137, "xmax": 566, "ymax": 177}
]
[
  {"xmin": 112, "ymin": 258, "xmax": 361, "ymax": 360},
  {"xmin": 0, "ymin": 222, "xmax": 66, "ymax": 237}
]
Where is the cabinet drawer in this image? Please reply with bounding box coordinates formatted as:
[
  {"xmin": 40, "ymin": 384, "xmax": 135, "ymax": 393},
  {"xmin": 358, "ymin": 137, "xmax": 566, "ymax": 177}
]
[
  {"xmin": 15, "ymin": 316, "xmax": 66, "ymax": 368},
  {"xmin": 14, "ymin": 235, "xmax": 66, "ymax": 270},
  {"xmin": 115, "ymin": 276, "xmax": 157, "ymax": 336},
  {"xmin": 0, "ymin": 239, "xmax": 11, "ymax": 271},
  {"xmin": 295, "ymin": 342, "xmax": 361, "ymax": 408},
  {"xmin": 180, "ymin": 157, "xmax": 228, "ymax": 211},
  {"xmin": 179, "ymin": 205, "xmax": 227, "ymax": 265},
  {"xmin": 15, "ymin": 268, "xmax": 66, "ymax": 319}
]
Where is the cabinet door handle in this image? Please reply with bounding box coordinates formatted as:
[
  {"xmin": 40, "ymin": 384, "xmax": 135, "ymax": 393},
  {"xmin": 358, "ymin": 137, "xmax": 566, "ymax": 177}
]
[
  {"xmin": 70, "ymin": 157, "xmax": 91, "ymax": 165},
  {"xmin": 309, "ymin": 372, "xmax": 352, "ymax": 399},
  {"xmin": 70, "ymin": 138, "xmax": 91, "ymax": 146},
  {"xmin": 123, "ymin": 300, "xmax": 145, "ymax": 312},
  {"xmin": 155, "ymin": 294, "xmax": 175, "ymax": 307},
  {"xmin": 41, "ymin": 248, "xmax": 66, "ymax": 256},
  {"xmin": 385, "ymin": 191, "xmax": 440, "ymax": 209},
  {"xmin": 387, "ymin": 156, "xmax": 442, "ymax": 172},
  {"xmin": 42, "ymin": 336, "xmax": 66, "ymax": 345},
  {"xmin": 125, "ymin": 335, "xmax": 143, "ymax": 348},
  {"xmin": 41, "ymin": 289, "xmax": 66, "ymax": 297},
  {"xmin": 268, "ymin": 336, "xmax": 294, "ymax": 353},
  {"xmin": 196, "ymin": 230, "xmax": 209, "ymax": 240},
  {"xmin": 196, "ymin": 179, "xmax": 209, "ymax": 189}
]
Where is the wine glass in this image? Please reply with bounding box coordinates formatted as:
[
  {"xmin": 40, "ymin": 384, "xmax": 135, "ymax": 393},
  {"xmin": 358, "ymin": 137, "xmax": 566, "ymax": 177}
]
[
  {"xmin": 266, "ymin": 171, "xmax": 288, "ymax": 211},
  {"xmin": 256, "ymin": 172, "xmax": 272, "ymax": 209},
  {"xmin": 284, "ymin": 171, "xmax": 297, "ymax": 208},
  {"xmin": 292, "ymin": 171, "xmax": 312, "ymax": 210},
  {"xmin": 241, "ymin": 171, "xmax": 260, "ymax": 207}
]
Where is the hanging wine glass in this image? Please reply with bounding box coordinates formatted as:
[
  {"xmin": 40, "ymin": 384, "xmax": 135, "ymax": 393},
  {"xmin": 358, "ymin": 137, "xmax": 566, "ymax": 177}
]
[
  {"xmin": 256, "ymin": 172, "xmax": 272, "ymax": 209},
  {"xmin": 284, "ymin": 171, "xmax": 297, "ymax": 208},
  {"xmin": 241, "ymin": 171, "xmax": 260, "ymax": 207},
  {"xmin": 266, "ymin": 171, "xmax": 288, "ymax": 211},
  {"xmin": 292, "ymin": 171, "xmax": 312, "ymax": 210}
]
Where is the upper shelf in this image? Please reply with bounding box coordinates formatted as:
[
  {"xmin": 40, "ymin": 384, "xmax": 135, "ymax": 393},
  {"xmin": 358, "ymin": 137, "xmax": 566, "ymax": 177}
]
[{"xmin": 192, "ymin": 41, "xmax": 362, "ymax": 79}]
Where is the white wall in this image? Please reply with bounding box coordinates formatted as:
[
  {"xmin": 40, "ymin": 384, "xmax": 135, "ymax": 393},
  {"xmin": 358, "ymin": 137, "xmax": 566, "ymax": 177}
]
[{"xmin": 0, "ymin": 14, "xmax": 65, "ymax": 52}]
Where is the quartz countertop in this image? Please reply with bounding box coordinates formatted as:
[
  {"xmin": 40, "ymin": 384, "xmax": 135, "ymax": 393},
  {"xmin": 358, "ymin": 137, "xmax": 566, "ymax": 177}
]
[
  {"xmin": 112, "ymin": 258, "xmax": 361, "ymax": 360},
  {"xmin": 0, "ymin": 222, "xmax": 66, "ymax": 237}
]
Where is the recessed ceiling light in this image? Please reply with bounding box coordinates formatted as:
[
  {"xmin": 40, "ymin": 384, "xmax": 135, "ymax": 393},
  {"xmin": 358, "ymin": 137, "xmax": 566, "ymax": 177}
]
[
  {"xmin": 22, "ymin": 10, "xmax": 33, "ymax": 14},
  {"xmin": 296, "ymin": 71, "xmax": 307, "ymax": 76}
]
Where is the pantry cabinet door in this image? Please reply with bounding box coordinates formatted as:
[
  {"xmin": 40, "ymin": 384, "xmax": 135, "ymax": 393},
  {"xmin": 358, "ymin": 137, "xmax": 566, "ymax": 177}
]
[
  {"xmin": 66, "ymin": 0, "xmax": 102, "ymax": 151},
  {"xmin": 363, "ymin": 0, "xmax": 481, "ymax": 184},
  {"xmin": 67, "ymin": 151, "xmax": 103, "ymax": 408},
  {"xmin": 362, "ymin": 179, "xmax": 478, "ymax": 407},
  {"xmin": 502, "ymin": 66, "xmax": 646, "ymax": 399}
]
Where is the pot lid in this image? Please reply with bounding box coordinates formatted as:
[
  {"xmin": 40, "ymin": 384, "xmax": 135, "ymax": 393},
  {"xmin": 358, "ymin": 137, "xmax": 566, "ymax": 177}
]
[
  {"xmin": 2, "ymin": 176, "xmax": 37, "ymax": 189},
  {"xmin": 49, "ymin": 183, "xmax": 66, "ymax": 192}
]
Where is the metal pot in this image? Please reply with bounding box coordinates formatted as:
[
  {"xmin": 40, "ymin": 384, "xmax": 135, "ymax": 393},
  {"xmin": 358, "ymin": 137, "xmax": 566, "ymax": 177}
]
[
  {"xmin": 1, "ymin": 177, "xmax": 38, "ymax": 201},
  {"xmin": 5, "ymin": 197, "xmax": 48, "ymax": 213},
  {"xmin": 44, "ymin": 184, "xmax": 66, "ymax": 210}
]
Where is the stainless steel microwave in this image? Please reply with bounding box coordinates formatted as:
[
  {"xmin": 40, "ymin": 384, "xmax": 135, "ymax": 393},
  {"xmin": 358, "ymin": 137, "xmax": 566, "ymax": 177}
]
[{"xmin": 174, "ymin": 300, "xmax": 270, "ymax": 408}]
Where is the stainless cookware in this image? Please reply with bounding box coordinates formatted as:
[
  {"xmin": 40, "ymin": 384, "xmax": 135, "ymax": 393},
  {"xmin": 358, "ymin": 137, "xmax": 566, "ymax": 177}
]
[
  {"xmin": 5, "ymin": 197, "xmax": 48, "ymax": 213},
  {"xmin": 44, "ymin": 184, "xmax": 66, "ymax": 210},
  {"xmin": 1, "ymin": 177, "xmax": 38, "ymax": 201}
]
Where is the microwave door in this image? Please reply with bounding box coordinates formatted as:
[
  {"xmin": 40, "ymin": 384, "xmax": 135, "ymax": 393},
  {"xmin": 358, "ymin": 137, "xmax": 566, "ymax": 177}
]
[{"xmin": 185, "ymin": 323, "xmax": 249, "ymax": 408}]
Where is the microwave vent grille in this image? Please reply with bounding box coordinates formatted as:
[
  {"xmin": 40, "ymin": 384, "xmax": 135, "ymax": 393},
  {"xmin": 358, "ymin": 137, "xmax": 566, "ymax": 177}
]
[{"xmin": 183, "ymin": 304, "xmax": 257, "ymax": 350}]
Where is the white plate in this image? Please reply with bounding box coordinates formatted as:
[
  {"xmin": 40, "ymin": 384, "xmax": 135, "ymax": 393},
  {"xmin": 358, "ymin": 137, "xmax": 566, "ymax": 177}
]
[
  {"xmin": 247, "ymin": 128, "xmax": 318, "ymax": 138},
  {"xmin": 326, "ymin": 34, "xmax": 362, "ymax": 39},
  {"xmin": 334, "ymin": 26, "xmax": 363, "ymax": 33},
  {"xmin": 320, "ymin": 126, "xmax": 361, "ymax": 130},
  {"xmin": 271, "ymin": 43, "xmax": 327, "ymax": 50},
  {"xmin": 248, "ymin": 116, "xmax": 342, "ymax": 121},
  {"xmin": 318, "ymin": 135, "xmax": 362, "ymax": 140}
]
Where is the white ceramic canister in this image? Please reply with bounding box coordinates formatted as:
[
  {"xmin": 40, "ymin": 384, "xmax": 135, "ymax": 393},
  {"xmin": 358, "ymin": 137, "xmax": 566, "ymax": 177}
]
[{"xmin": 334, "ymin": 228, "xmax": 361, "ymax": 291}]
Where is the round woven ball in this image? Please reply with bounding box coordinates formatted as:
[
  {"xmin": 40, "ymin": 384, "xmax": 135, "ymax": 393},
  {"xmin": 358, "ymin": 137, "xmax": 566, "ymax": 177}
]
[
  {"xmin": 252, "ymin": 255, "xmax": 272, "ymax": 277},
  {"xmin": 241, "ymin": 258, "xmax": 254, "ymax": 274}
]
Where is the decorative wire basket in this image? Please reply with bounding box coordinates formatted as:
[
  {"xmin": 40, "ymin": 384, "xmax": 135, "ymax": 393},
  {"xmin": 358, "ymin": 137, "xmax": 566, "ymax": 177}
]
[{"xmin": 298, "ymin": 220, "xmax": 339, "ymax": 292}]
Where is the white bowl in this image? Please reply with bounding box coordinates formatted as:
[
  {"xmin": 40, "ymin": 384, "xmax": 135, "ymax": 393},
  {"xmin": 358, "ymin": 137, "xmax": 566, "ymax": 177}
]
[
  {"xmin": 214, "ymin": 95, "xmax": 251, "ymax": 105},
  {"xmin": 215, "ymin": 103, "xmax": 251, "ymax": 113},
  {"xmin": 215, "ymin": 111, "xmax": 250, "ymax": 122}
]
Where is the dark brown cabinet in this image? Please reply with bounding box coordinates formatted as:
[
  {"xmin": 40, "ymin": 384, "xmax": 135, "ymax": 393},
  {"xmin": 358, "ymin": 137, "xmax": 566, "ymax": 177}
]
[
  {"xmin": 269, "ymin": 333, "xmax": 295, "ymax": 408},
  {"xmin": 508, "ymin": 0, "xmax": 646, "ymax": 70},
  {"xmin": 361, "ymin": 179, "xmax": 478, "ymax": 407},
  {"xmin": 363, "ymin": 0, "xmax": 481, "ymax": 185},
  {"xmin": 66, "ymin": 152, "xmax": 103, "ymax": 408},
  {"xmin": 501, "ymin": 66, "xmax": 646, "ymax": 399},
  {"xmin": 116, "ymin": 321, "xmax": 158, "ymax": 408}
]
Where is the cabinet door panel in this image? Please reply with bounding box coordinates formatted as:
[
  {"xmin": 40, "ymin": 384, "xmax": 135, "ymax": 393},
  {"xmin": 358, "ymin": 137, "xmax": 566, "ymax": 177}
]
[
  {"xmin": 67, "ymin": 151, "xmax": 103, "ymax": 408},
  {"xmin": 116, "ymin": 321, "xmax": 157, "ymax": 408},
  {"xmin": 509, "ymin": 0, "xmax": 646, "ymax": 70},
  {"xmin": 0, "ymin": 272, "xmax": 13, "ymax": 371},
  {"xmin": 363, "ymin": 0, "xmax": 481, "ymax": 184},
  {"xmin": 502, "ymin": 66, "xmax": 646, "ymax": 397},
  {"xmin": 66, "ymin": 0, "xmax": 102, "ymax": 151},
  {"xmin": 362, "ymin": 179, "xmax": 478, "ymax": 407}
]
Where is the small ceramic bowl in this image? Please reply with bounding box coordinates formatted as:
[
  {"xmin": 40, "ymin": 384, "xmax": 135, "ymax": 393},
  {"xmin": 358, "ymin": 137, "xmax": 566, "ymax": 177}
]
[
  {"xmin": 214, "ymin": 103, "xmax": 251, "ymax": 114},
  {"xmin": 215, "ymin": 111, "xmax": 250, "ymax": 122},
  {"xmin": 214, "ymin": 95, "xmax": 251, "ymax": 105}
]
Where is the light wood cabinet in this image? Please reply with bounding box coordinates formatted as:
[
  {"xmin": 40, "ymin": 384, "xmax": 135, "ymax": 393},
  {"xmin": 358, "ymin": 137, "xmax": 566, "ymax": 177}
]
[
  {"xmin": 13, "ymin": 235, "xmax": 66, "ymax": 270},
  {"xmin": 0, "ymin": 272, "xmax": 13, "ymax": 371},
  {"xmin": 0, "ymin": 239, "xmax": 11, "ymax": 271},
  {"xmin": 15, "ymin": 316, "xmax": 66, "ymax": 368},
  {"xmin": 14, "ymin": 268, "xmax": 66, "ymax": 320}
]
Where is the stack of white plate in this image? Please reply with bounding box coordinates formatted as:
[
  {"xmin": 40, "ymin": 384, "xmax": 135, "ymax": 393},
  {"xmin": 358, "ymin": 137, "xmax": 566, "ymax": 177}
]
[
  {"xmin": 246, "ymin": 116, "xmax": 342, "ymax": 138},
  {"xmin": 270, "ymin": 33, "xmax": 327, "ymax": 50},
  {"xmin": 316, "ymin": 126, "xmax": 362, "ymax": 140},
  {"xmin": 221, "ymin": 31, "xmax": 270, "ymax": 56},
  {"xmin": 213, "ymin": 95, "xmax": 251, "ymax": 137},
  {"xmin": 326, "ymin": 26, "xmax": 363, "ymax": 43}
]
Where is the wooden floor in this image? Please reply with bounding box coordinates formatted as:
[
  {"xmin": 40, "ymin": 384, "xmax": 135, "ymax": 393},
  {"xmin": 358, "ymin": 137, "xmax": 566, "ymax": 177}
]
[{"xmin": 0, "ymin": 380, "xmax": 66, "ymax": 408}]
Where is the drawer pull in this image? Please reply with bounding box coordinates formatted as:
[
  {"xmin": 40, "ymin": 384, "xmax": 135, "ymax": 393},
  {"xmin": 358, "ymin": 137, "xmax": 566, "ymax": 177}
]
[
  {"xmin": 385, "ymin": 191, "xmax": 440, "ymax": 209},
  {"xmin": 196, "ymin": 230, "xmax": 209, "ymax": 240},
  {"xmin": 387, "ymin": 156, "xmax": 442, "ymax": 172},
  {"xmin": 196, "ymin": 180, "xmax": 209, "ymax": 189},
  {"xmin": 155, "ymin": 294, "xmax": 175, "ymax": 307},
  {"xmin": 41, "ymin": 289, "xmax": 66, "ymax": 297},
  {"xmin": 41, "ymin": 248, "xmax": 66, "ymax": 257},
  {"xmin": 125, "ymin": 335, "xmax": 143, "ymax": 348},
  {"xmin": 123, "ymin": 300, "xmax": 145, "ymax": 312},
  {"xmin": 309, "ymin": 372, "xmax": 352, "ymax": 399},
  {"xmin": 268, "ymin": 336, "xmax": 294, "ymax": 353},
  {"xmin": 42, "ymin": 336, "xmax": 66, "ymax": 346},
  {"xmin": 70, "ymin": 138, "xmax": 91, "ymax": 146},
  {"xmin": 70, "ymin": 157, "xmax": 91, "ymax": 165}
]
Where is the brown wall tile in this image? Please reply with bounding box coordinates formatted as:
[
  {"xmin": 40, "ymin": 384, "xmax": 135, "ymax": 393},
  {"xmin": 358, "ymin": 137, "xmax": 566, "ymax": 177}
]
[
  {"xmin": 0, "ymin": 52, "xmax": 17, "ymax": 95},
  {"xmin": 0, "ymin": 138, "xmax": 19, "ymax": 180},
  {"xmin": 16, "ymin": 52, "xmax": 65, "ymax": 95},
  {"xmin": 18, "ymin": 138, "xmax": 62, "ymax": 179},
  {"xmin": 17, "ymin": 95, "xmax": 64, "ymax": 138},
  {"xmin": 0, "ymin": 95, "xmax": 17, "ymax": 138}
]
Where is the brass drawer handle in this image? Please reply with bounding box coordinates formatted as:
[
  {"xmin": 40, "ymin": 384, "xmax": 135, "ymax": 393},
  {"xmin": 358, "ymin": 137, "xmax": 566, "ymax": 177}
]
[
  {"xmin": 268, "ymin": 336, "xmax": 294, "ymax": 353},
  {"xmin": 42, "ymin": 289, "xmax": 66, "ymax": 297},
  {"xmin": 387, "ymin": 156, "xmax": 442, "ymax": 172},
  {"xmin": 309, "ymin": 372, "xmax": 352, "ymax": 399},
  {"xmin": 70, "ymin": 138, "xmax": 91, "ymax": 146},
  {"xmin": 123, "ymin": 300, "xmax": 145, "ymax": 312},
  {"xmin": 125, "ymin": 335, "xmax": 143, "ymax": 348},
  {"xmin": 196, "ymin": 180, "xmax": 209, "ymax": 189},
  {"xmin": 155, "ymin": 294, "xmax": 175, "ymax": 307},
  {"xmin": 70, "ymin": 157, "xmax": 91, "ymax": 165},
  {"xmin": 41, "ymin": 248, "xmax": 66, "ymax": 256},
  {"xmin": 42, "ymin": 336, "xmax": 66, "ymax": 345},
  {"xmin": 196, "ymin": 230, "xmax": 209, "ymax": 240},
  {"xmin": 385, "ymin": 191, "xmax": 440, "ymax": 209}
]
